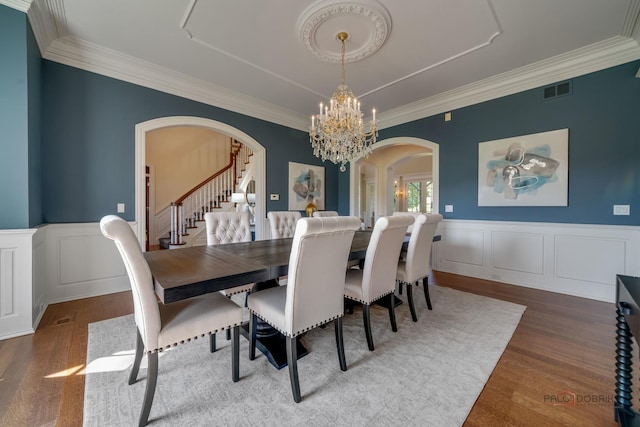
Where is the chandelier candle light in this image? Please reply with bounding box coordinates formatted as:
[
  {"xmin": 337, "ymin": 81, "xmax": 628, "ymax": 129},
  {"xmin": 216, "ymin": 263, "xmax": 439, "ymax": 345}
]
[{"xmin": 309, "ymin": 32, "xmax": 378, "ymax": 172}]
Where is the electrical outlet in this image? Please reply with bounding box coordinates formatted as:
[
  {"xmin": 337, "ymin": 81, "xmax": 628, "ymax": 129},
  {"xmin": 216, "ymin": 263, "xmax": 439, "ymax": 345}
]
[
  {"xmin": 117, "ymin": 203, "xmax": 125, "ymax": 213},
  {"xmin": 270, "ymin": 194, "xmax": 279, "ymax": 201},
  {"xmin": 445, "ymin": 205, "xmax": 453, "ymax": 213},
  {"xmin": 613, "ymin": 205, "xmax": 630, "ymax": 215}
]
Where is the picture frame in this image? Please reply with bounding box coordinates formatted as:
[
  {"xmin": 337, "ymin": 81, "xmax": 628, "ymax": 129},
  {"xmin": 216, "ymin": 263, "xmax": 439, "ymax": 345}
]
[
  {"xmin": 288, "ymin": 162, "xmax": 325, "ymax": 211},
  {"xmin": 478, "ymin": 129, "xmax": 569, "ymax": 206}
]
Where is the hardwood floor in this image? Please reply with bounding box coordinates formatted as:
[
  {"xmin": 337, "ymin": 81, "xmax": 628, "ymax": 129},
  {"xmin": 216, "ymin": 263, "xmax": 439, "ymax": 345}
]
[{"xmin": 0, "ymin": 272, "xmax": 618, "ymax": 426}]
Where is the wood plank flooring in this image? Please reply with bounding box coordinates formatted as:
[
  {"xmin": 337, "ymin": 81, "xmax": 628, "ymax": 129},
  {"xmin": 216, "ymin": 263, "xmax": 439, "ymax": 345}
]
[{"xmin": 0, "ymin": 272, "xmax": 619, "ymax": 426}]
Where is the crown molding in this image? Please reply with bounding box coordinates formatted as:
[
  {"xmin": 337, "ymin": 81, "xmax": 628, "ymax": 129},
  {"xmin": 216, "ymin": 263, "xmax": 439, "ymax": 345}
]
[
  {"xmin": 26, "ymin": 0, "xmax": 63, "ymax": 56},
  {"xmin": 43, "ymin": 35, "xmax": 310, "ymax": 131},
  {"xmin": 0, "ymin": 0, "xmax": 31, "ymax": 13},
  {"xmin": 15, "ymin": 0, "xmax": 640, "ymax": 132},
  {"xmin": 38, "ymin": 32, "xmax": 640, "ymax": 134},
  {"xmin": 378, "ymin": 36, "xmax": 640, "ymax": 130},
  {"xmin": 622, "ymin": 0, "xmax": 640, "ymax": 39}
]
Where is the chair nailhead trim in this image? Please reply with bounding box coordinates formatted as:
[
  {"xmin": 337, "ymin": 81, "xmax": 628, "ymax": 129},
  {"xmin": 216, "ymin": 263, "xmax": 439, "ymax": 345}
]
[
  {"xmin": 249, "ymin": 311, "xmax": 343, "ymax": 338},
  {"xmin": 147, "ymin": 321, "xmax": 243, "ymax": 354}
]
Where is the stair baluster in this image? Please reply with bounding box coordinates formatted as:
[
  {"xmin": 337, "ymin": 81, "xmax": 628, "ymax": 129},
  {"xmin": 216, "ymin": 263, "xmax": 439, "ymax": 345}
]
[{"xmin": 167, "ymin": 142, "xmax": 253, "ymax": 247}]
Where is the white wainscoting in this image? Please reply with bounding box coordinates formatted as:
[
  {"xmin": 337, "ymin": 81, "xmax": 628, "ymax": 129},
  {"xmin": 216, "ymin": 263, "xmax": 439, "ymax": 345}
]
[
  {"xmin": 32, "ymin": 226, "xmax": 47, "ymax": 331},
  {"xmin": 432, "ymin": 220, "xmax": 640, "ymax": 302},
  {"xmin": 45, "ymin": 222, "xmax": 131, "ymax": 304},
  {"xmin": 1, "ymin": 218, "xmax": 635, "ymax": 339},
  {"xmin": 0, "ymin": 228, "xmax": 37, "ymax": 340}
]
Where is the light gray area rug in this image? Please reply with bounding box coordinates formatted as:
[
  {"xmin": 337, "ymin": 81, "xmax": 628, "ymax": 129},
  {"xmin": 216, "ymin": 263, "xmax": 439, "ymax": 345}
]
[{"xmin": 83, "ymin": 286, "xmax": 525, "ymax": 426}]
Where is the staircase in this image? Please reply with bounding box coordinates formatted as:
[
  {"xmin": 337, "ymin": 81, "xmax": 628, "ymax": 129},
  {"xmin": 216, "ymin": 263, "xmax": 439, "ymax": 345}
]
[{"xmin": 161, "ymin": 140, "xmax": 253, "ymax": 249}]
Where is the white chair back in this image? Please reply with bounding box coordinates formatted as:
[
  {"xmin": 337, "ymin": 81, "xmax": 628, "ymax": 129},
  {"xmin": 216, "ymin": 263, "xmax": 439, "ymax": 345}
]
[
  {"xmin": 392, "ymin": 211, "xmax": 420, "ymax": 233},
  {"xmin": 362, "ymin": 215, "xmax": 414, "ymax": 302},
  {"xmin": 403, "ymin": 214, "xmax": 443, "ymax": 283},
  {"xmin": 268, "ymin": 211, "xmax": 301, "ymax": 238},
  {"xmin": 285, "ymin": 216, "xmax": 361, "ymax": 335},
  {"xmin": 204, "ymin": 211, "xmax": 252, "ymax": 244},
  {"xmin": 100, "ymin": 215, "xmax": 161, "ymax": 350},
  {"xmin": 312, "ymin": 211, "xmax": 339, "ymax": 218}
]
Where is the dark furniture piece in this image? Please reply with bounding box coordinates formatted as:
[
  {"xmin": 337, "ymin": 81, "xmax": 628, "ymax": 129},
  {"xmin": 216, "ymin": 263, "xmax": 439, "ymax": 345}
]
[
  {"xmin": 144, "ymin": 231, "xmax": 374, "ymax": 369},
  {"xmin": 616, "ymin": 274, "xmax": 640, "ymax": 426},
  {"xmin": 144, "ymin": 232, "xmax": 373, "ymax": 303},
  {"xmin": 143, "ymin": 231, "xmax": 441, "ymax": 369}
]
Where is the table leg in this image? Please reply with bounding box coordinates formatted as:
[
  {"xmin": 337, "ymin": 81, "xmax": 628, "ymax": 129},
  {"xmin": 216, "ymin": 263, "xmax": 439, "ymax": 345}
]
[
  {"xmin": 242, "ymin": 279, "xmax": 308, "ymax": 370},
  {"xmin": 615, "ymin": 302, "xmax": 635, "ymax": 423}
]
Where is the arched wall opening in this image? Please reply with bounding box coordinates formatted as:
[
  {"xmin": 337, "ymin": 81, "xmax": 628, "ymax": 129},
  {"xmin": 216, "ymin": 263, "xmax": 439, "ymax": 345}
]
[{"xmin": 135, "ymin": 116, "xmax": 266, "ymax": 248}]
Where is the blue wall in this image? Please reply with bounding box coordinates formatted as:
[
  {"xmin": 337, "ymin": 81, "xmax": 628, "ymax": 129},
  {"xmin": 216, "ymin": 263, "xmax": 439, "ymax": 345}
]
[
  {"xmin": 40, "ymin": 61, "xmax": 341, "ymax": 223},
  {"xmin": 379, "ymin": 60, "xmax": 640, "ymax": 226},
  {"xmin": 0, "ymin": 5, "xmax": 30, "ymax": 229},
  {"xmin": 2, "ymin": 5, "xmax": 639, "ymax": 229},
  {"xmin": 27, "ymin": 16, "xmax": 42, "ymax": 227}
]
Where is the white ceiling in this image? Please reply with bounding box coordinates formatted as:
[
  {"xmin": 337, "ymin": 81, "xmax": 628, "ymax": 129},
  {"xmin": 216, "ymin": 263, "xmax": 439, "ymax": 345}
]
[{"xmin": 7, "ymin": 0, "xmax": 640, "ymax": 131}]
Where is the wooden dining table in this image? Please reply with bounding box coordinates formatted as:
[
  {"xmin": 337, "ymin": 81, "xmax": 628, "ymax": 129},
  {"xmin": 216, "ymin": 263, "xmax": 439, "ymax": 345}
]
[
  {"xmin": 143, "ymin": 231, "xmax": 377, "ymax": 368},
  {"xmin": 144, "ymin": 231, "xmax": 373, "ymax": 304},
  {"xmin": 143, "ymin": 230, "xmax": 440, "ymax": 368}
]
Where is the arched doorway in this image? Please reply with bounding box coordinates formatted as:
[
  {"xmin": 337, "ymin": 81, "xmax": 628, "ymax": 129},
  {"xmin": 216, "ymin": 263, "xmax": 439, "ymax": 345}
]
[
  {"xmin": 135, "ymin": 116, "xmax": 266, "ymax": 249},
  {"xmin": 349, "ymin": 137, "xmax": 439, "ymax": 220}
]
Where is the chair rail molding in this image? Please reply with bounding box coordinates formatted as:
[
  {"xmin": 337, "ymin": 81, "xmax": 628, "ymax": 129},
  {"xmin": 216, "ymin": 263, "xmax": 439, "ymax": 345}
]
[{"xmin": 432, "ymin": 219, "xmax": 640, "ymax": 302}]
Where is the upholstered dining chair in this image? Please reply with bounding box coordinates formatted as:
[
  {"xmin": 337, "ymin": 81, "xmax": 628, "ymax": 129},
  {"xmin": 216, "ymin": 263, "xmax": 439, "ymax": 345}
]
[
  {"xmin": 247, "ymin": 216, "xmax": 361, "ymax": 403},
  {"xmin": 396, "ymin": 213, "xmax": 443, "ymax": 320},
  {"xmin": 392, "ymin": 211, "xmax": 420, "ymax": 233},
  {"xmin": 267, "ymin": 211, "xmax": 301, "ymax": 238},
  {"xmin": 344, "ymin": 215, "xmax": 414, "ymax": 351},
  {"xmin": 100, "ymin": 215, "xmax": 243, "ymax": 427},
  {"xmin": 312, "ymin": 210, "xmax": 339, "ymax": 217},
  {"xmin": 204, "ymin": 211, "xmax": 253, "ymax": 297},
  {"xmin": 204, "ymin": 211, "xmax": 254, "ymax": 350}
]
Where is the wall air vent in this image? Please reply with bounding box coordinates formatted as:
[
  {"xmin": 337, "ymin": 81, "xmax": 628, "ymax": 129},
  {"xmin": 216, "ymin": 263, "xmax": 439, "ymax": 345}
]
[{"xmin": 543, "ymin": 80, "xmax": 572, "ymax": 100}]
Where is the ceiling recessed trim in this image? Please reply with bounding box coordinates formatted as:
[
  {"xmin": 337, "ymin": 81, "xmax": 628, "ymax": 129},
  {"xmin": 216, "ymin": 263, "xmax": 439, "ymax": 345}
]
[{"xmin": 297, "ymin": 0, "xmax": 391, "ymax": 63}]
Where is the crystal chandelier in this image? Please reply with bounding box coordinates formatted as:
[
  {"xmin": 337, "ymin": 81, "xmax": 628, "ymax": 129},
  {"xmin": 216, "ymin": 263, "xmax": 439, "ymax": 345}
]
[{"xmin": 309, "ymin": 32, "xmax": 378, "ymax": 172}]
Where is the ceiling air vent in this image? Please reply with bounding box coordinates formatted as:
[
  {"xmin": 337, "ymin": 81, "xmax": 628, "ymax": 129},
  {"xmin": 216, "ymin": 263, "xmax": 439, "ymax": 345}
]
[{"xmin": 543, "ymin": 80, "xmax": 572, "ymax": 100}]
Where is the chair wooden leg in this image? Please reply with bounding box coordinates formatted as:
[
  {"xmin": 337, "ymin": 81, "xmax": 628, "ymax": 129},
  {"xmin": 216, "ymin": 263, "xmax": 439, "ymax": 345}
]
[
  {"xmin": 423, "ymin": 277, "xmax": 432, "ymax": 310},
  {"xmin": 345, "ymin": 297, "xmax": 354, "ymax": 314},
  {"xmin": 138, "ymin": 352, "xmax": 158, "ymax": 427},
  {"xmin": 334, "ymin": 317, "xmax": 347, "ymax": 371},
  {"xmin": 388, "ymin": 293, "xmax": 398, "ymax": 332},
  {"xmin": 363, "ymin": 304, "xmax": 375, "ymax": 351},
  {"xmin": 249, "ymin": 313, "xmax": 257, "ymax": 360},
  {"xmin": 231, "ymin": 326, "xmax": 240, "ymax": 382},
  {"xmin": 226, "ymin": 328, "xmax": 231, "ymax": 340},
  {"xmin": 129, "ymin": 330, "xmax": 144, "ymax": 385},
  {"xmin": 286, "ymin": 336, "xmax": 302, "ymax": 403},
  {"xmin": 406, "ymin": 282, "xmax": 418, "ymax": 322},
  {"xmin": 210, "ymin": 333, "xmax": 217, "ymax": 353}
]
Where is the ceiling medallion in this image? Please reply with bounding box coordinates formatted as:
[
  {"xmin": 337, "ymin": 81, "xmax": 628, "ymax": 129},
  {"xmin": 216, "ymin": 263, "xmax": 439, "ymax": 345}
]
[{"xmin": 297, "ymin": 0, "xmax": 392, "ymax": 63}]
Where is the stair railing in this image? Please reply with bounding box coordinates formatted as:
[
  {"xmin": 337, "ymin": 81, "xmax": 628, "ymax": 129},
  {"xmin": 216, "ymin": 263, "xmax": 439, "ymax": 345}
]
[{"xmin": 169, "ymin": 142, "xmax": 252, "ymax": 245}]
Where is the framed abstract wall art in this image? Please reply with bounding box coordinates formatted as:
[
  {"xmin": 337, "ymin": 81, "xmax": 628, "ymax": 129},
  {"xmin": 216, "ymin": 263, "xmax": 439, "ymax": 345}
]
[
  {"xmin": 288, "ymin": 162, "xmax": 325, "ymax": 211},
  {"xmin": 478, "ymin": 129, "xmax": 569, "ymax": 206}
]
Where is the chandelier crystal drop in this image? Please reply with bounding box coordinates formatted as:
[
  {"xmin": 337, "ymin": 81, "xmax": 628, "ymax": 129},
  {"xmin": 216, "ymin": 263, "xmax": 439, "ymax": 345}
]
[{"xmin": 309, "ymin": 32, "xmax": 378, "ymax": 172}]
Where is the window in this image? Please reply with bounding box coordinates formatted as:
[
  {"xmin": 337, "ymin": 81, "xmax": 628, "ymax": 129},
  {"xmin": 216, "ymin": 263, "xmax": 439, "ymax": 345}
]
[{"xmin": 405, "ymin": 179, "xmax": 433, "ymax": 213}]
